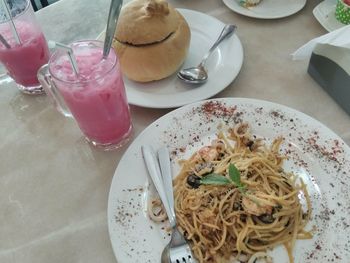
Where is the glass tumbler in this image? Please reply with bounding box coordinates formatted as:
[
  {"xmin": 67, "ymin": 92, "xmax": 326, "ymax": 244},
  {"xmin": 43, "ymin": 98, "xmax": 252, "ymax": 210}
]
[
  {"xmin": 38, "ymin": 40, "xmax": 133, "ymax": 150},
  {"xmin": 0, "ymin": 0, "xmax": 50, "ymax": 94}
]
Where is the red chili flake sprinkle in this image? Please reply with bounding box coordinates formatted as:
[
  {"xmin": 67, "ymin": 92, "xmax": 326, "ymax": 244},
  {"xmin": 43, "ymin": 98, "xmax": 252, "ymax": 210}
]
[
  {"xmin": 270, "ymin": 110, "xmax": 286, "ymax": 120},
  {"xmin": 306, "ymin": 137, "xmax": 343, "ymax": 163},
  {"xmin": 201, "ymin": 101, "xmax": 237, "ymax": 118}
]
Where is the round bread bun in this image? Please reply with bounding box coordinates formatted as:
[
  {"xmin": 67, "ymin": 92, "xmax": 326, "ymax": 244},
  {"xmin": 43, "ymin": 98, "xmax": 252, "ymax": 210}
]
[{"xmin": 113, "ymin": 0, "xmax": 191, "ymax": 82}]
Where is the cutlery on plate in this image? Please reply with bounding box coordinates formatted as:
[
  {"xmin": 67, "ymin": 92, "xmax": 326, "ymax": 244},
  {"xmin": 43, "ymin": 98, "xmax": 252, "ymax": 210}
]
[
  {"xmin": 157, "ymin": 147, "xmax": 174, "ymax": 208},
  {"xmin": 142, "ymin": 145, "xmax": 195, "ymax": 263},
  {"xmin": 177, "ymin": 24, "xmax": 237, "ymax": 84}
]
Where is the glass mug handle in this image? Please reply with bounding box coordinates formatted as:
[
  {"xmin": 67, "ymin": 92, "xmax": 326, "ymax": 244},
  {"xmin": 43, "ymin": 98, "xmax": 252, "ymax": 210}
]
[{"xmin": 37, "ymin": 64, "xmax": 72, "ymax": 118}]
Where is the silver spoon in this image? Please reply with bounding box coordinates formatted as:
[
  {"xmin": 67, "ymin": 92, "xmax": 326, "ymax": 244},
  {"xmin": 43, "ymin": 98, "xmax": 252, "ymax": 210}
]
[
  {"xmin": 177, "ymin": 24, "xmax": 237, "ymax": 84},
  {"xmin": 103, "ymin": 0, "xmax": 123, "ymax": 59}
]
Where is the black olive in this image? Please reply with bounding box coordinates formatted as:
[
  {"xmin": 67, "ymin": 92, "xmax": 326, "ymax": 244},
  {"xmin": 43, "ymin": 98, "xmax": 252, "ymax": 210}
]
[
  {"xmin": 258, "ymin": 214, "xmax": 274, "ymax": 224},
  {"xmin": 187, "ymin": 173, "xmax": 201, "ymax": 189},
  {"xmin": 246, "ymin": 140, "xmax": 254, "ymax": 150}
]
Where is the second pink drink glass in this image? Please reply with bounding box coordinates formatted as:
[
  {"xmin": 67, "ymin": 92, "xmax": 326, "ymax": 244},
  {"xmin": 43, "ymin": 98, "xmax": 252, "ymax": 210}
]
[
  {"xmin": 38, "ymin": 40, "xmax": 132, "ymax": 150},
  {"xmin": 0, "ymin": 0, "xmax": 50, "ymax": 94}
]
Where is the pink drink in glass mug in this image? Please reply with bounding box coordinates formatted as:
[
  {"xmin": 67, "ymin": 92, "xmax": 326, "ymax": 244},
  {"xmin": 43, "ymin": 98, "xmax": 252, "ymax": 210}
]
[
  {"xmin": 38, "ymin": 40, "xmax": 132, "ymax": 150},
  {"xmin": 0, "ymin": 0, "xmax": 49, "ymax": 94}
]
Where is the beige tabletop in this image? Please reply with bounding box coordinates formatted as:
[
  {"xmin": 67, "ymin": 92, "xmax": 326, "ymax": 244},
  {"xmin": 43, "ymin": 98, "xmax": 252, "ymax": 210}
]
[{"xmin": 1, "ymin": 0, "xmax": 350, "ymax": 262}]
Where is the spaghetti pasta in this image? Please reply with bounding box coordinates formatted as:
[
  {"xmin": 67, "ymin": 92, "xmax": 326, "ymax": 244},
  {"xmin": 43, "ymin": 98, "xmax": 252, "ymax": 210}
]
[{"xmin": 150, "ymin": 123, "xmax": 312, "ymax": 263}]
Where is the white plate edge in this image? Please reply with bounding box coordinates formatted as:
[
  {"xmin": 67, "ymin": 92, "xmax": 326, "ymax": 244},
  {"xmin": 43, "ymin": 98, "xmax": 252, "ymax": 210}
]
[{"xmin": 222, "ymin": 0, "xmax": 307, "ymax": 19}]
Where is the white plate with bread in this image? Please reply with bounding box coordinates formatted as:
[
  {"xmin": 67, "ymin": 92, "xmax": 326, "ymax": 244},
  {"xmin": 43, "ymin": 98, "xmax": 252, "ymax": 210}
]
[
  {"xmin": 99, "ymin": 4, "xmax": 243, "ymax": 109},
  {"xmin": 222, "ymin": 0, "xmax": 307, "ymax": 19}
]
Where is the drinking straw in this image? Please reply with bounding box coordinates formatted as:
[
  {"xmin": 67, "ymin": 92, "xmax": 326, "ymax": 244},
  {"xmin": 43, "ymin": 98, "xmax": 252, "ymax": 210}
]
[
  {"xmin": 0, "ymin": 33, "xmax": 10, "ymax": 48},
  {"xmin": 102, "ymin": 0, "xmax": 122, "ymax": 59},
  {"xmin": 49, "ymin": 40, "xmax": 79, "ymax": 76},
  {"xmin": 0, "ymin": 0, "xmax": 21, "ymax": 45}
]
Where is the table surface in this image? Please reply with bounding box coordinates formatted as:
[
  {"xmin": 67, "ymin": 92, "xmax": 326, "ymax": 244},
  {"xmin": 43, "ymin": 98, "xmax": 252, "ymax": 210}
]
[{"xmin": 1, "ymin": 0, "xmax": 350, "ymax": 262}]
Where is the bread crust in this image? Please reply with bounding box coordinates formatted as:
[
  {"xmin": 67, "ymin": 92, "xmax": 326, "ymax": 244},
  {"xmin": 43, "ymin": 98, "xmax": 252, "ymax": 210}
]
[{"xmin": 113, "ymin": 0, "xmax": 191, "ymax": 82}]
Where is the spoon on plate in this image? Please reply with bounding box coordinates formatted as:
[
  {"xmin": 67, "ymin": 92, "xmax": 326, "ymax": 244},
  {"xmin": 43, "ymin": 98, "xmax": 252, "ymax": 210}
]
[{"xmin": 177, "ymin": 24, "xmax": 237, "ymax": 84}]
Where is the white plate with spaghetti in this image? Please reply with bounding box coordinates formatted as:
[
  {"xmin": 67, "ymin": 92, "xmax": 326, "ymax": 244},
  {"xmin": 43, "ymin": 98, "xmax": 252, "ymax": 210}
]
[
  {"xmin": 313, "ymin": 0, "xmax": 345, "ymax": 32},
  {"xmin": 97, "ymin": 9, "xmax": 243, "ymax": 109},
  {"xmin": 222, "ymin": 0, "xmax": 307, "ymax": 19},
  {"xmin": 107, "ymin": 98, "xmax": 350, "ymax": 263}
]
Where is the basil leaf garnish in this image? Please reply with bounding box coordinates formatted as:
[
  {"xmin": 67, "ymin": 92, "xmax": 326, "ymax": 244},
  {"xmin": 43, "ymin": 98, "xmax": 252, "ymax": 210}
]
[
  {"xmin": 229, "ymin": 163, "xmax": 241, "ymax": 186},
  {"xmin": 200, "ymin": 174, "xmax": 231, "ymax": 186}
]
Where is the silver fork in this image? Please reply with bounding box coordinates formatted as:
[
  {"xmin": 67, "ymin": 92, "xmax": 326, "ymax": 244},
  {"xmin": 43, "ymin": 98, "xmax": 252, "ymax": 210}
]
[
  {"xmin": 158, "ymin": 147, "xmax": 196, "ymax": 263},
  {"xmin": 142, "ymin": 145, "xmax": 195, "ymax": 263}
]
